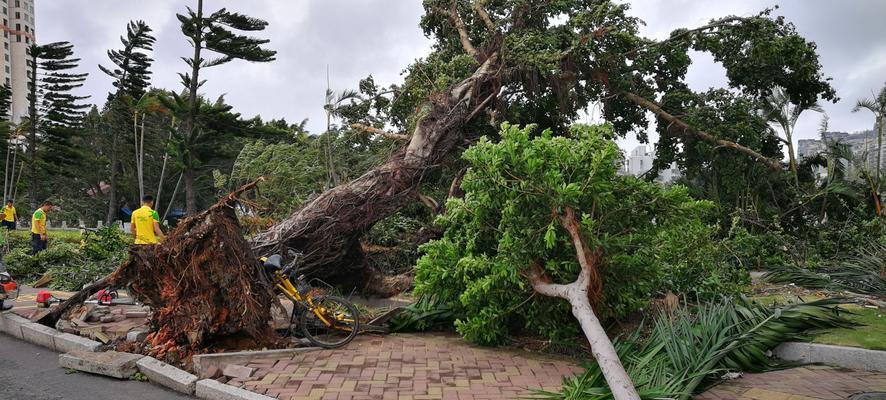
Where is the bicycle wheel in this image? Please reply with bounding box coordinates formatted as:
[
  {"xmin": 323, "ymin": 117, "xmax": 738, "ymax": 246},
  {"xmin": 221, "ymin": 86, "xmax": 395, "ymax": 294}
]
[{"xmin": 299, "ymin": 295, "xmax": 360, "ymax": 348}]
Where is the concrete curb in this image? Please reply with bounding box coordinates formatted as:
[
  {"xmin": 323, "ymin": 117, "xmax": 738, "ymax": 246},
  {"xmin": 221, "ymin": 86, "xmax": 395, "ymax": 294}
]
[
  {"xmin": 193, "ymin": 347, "xmax": 320, "ymax": 377},
  {"xmin": 59, "ymin": 351, "xmax": 145, "ymax": 379},
  {"xmin": 21, "ymin": 322, "xmax": 59, "ymax": 349},
  {"xmin": 196, "ymin": 379, "xmax": 275, "ymax": 400},
  {"xmin": 1, "ymin": 311, "xmax": 103, "ymax": 352},
  {"xmin": 137, "ymin": 356, "xmax": 199, "ymax": 395},
  {"xmin": 775, "ymin": 342, "xmax": 886, "ymax": 372},
  {"xmin": 0, "ymin": 311, "xmax": 30, "ymax": 339}
]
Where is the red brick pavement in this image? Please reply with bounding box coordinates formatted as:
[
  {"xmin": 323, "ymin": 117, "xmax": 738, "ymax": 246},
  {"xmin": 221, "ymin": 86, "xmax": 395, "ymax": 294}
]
[
  {"xmin": 225, "ymin": 333, "xmax": 584, "ymax": 400},
  {"xmin": 696, "ymin": 366, "xmax": 886, "ymax": 400}
]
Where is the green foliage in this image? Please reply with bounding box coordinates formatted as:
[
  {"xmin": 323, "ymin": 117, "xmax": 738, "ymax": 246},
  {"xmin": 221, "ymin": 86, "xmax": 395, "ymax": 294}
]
[
  {"xmin": 414, "ymin": 123, "xmax": 749, "ymax": 345},
  {"xmin": 537, "ymin": 298, "xmax": 856, "ymax": 400},
  {"xmin": 764, "ymin": 240, "xmax": 886, "ymax": 297},
  {"xmin": 2, "ymin": 227, "xmax": 129, "ymax": 290},
  {"xmin": 389, "ymin": 295, "xmax": 455, "ymax": 333}
]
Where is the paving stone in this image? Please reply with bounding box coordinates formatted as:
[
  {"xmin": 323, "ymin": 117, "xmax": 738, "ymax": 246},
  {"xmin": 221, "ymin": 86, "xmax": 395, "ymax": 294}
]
[
  {"xmin": 137, "ymin": 356, "xmax": 198, "ymax": 395},
  {"xmin": 126, "ymin": 330, "xmax": 148, "ymax": 342},
  {"xmin": 223, "ymin": 364, "xmax": 256, "ymax": 379},
  {"xmin": 53, "ymin": 332, "xmax": 102, "ymax": 353},
  {"xmin": 59, "ymin": 351, "xmax": 144, "ymax": 379},
  {"xmin": 21, "ymin": 322, "xmax": 59, "ymax": 350},
  {"xmin": 125, "ymin": 311, "xmax": 148, "ymax": 319},
  {"xmin": 196, "ymin": 379, "xmax": 275, "ymax": 400}
]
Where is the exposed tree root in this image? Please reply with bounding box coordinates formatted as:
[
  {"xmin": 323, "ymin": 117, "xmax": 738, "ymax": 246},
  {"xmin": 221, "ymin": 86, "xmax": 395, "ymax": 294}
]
[{"xmin": 42, "ymin": 180, "xmax": 281, "ymax": 363}]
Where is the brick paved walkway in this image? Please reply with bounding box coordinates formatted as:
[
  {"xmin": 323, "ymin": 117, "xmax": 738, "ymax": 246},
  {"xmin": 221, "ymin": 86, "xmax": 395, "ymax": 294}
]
[
  {"xmin": 226, "ymin": 333, "xmax": 583, "ymax": 400},
  {"xmin": 696, "ymin": 366, "xmax": 886, "ymax": 400}
]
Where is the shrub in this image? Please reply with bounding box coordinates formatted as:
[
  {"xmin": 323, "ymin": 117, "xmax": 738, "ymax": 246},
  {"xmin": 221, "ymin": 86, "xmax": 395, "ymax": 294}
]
[
  {"xmin": 413, "ymin": 123, "xmax": 750, "ymax": 346},
  {"xmin": 4, "ymin": 243, "xmax": 81, "ymax": 280}
]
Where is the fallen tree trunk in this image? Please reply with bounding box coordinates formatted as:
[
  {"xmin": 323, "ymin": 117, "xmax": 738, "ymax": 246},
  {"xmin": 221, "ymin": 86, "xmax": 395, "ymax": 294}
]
[
  {"xmin": 42, "ymin": 180, "xmax": 280, "ymax": 362},
  {"xmin": 250, "ymin": 54, "xmax": 502, "ymax": 293}
]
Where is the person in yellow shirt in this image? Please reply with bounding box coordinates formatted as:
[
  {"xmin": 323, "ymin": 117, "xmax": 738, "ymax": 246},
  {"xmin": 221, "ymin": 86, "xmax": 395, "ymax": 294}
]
[
  {"xmin": 130, "ymin": 195, "xmax": 164, "ymax": 245},
  {"xmin": 31, "ymin": 201, "xmax": 52, "ymax": 255},
  {"xmin": 1, "ymin": 200, "xmax": 15, "ymax": 230}
]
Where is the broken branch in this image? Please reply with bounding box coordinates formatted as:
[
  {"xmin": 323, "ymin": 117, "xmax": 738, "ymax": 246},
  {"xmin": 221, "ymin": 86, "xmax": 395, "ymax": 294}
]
[
  {"xmin": 622, "ymin": 91, "xmax": 782, "ymax": 171},
  {"xmin": 447, "ymin": 0, "xmax": 480, "ymax": 57}
]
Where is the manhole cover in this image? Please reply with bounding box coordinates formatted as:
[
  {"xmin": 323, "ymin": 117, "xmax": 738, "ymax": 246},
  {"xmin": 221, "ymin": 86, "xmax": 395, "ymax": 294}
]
[{"xmin": 850, "ymin": 393, "xmax": 886, "ymax": 400}]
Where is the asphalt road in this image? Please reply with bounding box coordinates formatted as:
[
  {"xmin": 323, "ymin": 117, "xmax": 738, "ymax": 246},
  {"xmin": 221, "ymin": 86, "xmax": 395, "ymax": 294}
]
[{"xmin": 0, "ymin": 334, "xmax": 191, "ymax": 400}]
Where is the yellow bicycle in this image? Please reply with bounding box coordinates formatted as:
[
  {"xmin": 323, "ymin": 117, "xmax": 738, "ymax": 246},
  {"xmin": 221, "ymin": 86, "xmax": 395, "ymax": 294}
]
[{"xmin": 261, "ymin": 254, "xmax": 359, "ymax": 348}]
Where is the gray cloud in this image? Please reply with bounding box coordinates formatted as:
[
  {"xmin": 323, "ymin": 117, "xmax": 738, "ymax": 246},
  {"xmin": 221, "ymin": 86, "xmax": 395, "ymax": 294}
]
[{"xmin": 38, "ymin": 1, "xmax": 886, "ymax": 156}]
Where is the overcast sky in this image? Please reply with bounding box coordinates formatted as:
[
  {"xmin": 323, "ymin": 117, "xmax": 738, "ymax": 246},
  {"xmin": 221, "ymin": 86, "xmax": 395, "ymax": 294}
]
[{"xmin": 38, "ymin": 1, "xmax": 886, "ymax": 154}]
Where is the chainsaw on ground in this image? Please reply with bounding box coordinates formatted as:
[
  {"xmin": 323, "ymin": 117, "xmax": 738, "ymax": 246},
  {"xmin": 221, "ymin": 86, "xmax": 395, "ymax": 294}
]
[{"xmin": 0, "ymin": 271, "xmax": 17, "ymax": 311}]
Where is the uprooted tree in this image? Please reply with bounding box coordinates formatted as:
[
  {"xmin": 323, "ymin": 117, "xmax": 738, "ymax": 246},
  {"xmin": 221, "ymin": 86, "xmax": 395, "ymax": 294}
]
[
  {"xmin": 250, "ymin": 1, "xmax": 836, "ymax": 293},
  {"xmin": 42, "ymin": 181, "xmax": 281, "ymax": 362}
]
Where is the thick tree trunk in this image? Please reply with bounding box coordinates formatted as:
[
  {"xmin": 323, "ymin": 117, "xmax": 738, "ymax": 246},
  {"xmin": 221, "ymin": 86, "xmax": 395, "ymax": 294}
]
[{"xmin": 251, "ymin": 54, "xmax": 501, "ymax": 289}]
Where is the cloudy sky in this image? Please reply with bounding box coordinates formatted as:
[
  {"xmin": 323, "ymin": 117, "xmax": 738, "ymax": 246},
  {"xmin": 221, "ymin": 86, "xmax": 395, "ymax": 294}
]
[{"xmin": 38, "ymin": 1, "xmax": 886, "ymax": 153}]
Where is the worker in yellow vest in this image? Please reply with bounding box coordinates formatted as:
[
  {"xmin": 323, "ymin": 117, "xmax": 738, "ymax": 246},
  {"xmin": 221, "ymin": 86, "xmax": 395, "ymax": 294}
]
[
  {"xmin": 1, "ymin": 199, "xmax": 15, "ymax": 230},
  {"xmin": 130, "ymin": 195, "xmax": 164, "ymax": 245},
  {"xmin": 31, "ymin": 201, "xmax": 52, "ymax": 254}
]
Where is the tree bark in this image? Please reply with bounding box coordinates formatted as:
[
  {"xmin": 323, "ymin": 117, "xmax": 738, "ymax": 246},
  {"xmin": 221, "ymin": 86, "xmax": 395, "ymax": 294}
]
[
  {"xmin": 529, "ymin": 207, "xmax": 638, "ymax": 400},
  {"xmin": 250, "ymin": 54, "xmax": 501, "ymax": 288}
]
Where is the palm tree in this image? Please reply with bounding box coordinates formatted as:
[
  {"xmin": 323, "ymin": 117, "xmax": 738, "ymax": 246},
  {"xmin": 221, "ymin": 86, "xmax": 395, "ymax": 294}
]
[
  {"xmin": 322, "ymin": 75, "xmax": 360, "ymax": 188},
  {"xmin": 760, "ymin": 87, "xmax": 823, "ymax": 186},
  {"xmin": 852, "ymin": 83, "xmax": 886, "ymax": 197}
]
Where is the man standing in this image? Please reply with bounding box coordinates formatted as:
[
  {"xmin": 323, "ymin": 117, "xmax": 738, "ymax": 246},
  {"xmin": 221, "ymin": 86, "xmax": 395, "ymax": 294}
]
[
  {"xmin": 130, "ymin": 195, "xmax": 164, "ymax": 245},
  {"xmin": 31, "ymin": 201, "xmax": 51, "ymax": 255},
  {"xmin": 2, "ymin": 200, "xmax": 16, "ymax": 230}
]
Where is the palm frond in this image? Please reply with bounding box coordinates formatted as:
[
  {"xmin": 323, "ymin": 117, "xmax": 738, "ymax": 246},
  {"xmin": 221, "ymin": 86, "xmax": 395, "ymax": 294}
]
[{"xmin": 533, "ymin": 298, "xmax": 855, "ymax": 400}]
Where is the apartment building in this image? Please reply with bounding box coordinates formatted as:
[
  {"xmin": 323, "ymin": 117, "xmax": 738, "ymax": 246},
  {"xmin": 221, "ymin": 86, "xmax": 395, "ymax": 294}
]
[{"xmin": 0, "ymin": 0, "xmax": 35, "ymax": 122}]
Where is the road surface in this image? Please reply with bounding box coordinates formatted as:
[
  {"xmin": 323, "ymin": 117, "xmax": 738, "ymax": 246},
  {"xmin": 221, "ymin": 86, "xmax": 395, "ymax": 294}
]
[{"xmin": 0, "ymin": 334, "xmax": 191, "ymax": 400}]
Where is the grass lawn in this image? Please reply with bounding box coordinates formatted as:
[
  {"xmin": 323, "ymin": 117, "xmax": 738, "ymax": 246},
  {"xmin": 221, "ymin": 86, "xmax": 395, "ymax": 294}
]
[
  {"xmin": 810, "ymin": 306, "xmax": 886, "ymax": 351},
  {"xmin": 750, "ymin": 294, "xmax": 886, "ymax": 351}
]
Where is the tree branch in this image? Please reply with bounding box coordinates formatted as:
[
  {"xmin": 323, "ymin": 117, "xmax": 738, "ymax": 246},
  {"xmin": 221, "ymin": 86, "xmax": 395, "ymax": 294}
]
[
  {"xmin": 471, "ymin": 1, "xmax": 497, "ymax": 33},
  {"xmin": 622, "ymin": 91, "xmax": 783, "ymax": 171},
  {"xmin": 556, "ymin": 207, "xmax": 603, "ymax": 301},
  {"xmin": 350, "ymin": 123, "xmax": 409, "ymax": 141},
  {"xmin": 447, "ymin": 0, "xmax": 480, "ymax": 57},
  {"xmin": 528, "ymin": 260, "xmax": 570, "ymax": 299}
]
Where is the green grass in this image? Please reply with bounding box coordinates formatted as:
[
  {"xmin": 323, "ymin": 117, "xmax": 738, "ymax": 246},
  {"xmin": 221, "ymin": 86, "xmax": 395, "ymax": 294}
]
[
  {"xmin": 810, "ymin": 306, "xmax": 886, "ymax": 351},
  {"xmin": 750, "ymin": 295, "xmax": 885, "ymax": 351}
]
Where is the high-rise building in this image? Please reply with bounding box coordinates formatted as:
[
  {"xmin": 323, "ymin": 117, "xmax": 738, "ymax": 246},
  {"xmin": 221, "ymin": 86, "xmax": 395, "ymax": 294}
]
[
  {"xmin": 0, "ymin": 0, "xmax": 35, "ymax": 122},
  {"xmin": 619, "ymin": 145, "xmax": 682, "ymax": 184}
]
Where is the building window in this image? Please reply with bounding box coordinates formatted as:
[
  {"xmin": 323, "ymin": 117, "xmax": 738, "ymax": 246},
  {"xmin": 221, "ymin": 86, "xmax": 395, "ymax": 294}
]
[
  {"xmin": 4, "ymin": 54, "xmax": 7, "ymax": 61},
  {"xmin": 24, "ymin": 36, "xmax": 27, "ymax": 44},
  {"xmin": 14, "ymin": 1, "xmax": 19, "ymax": 7},
  {"xmin": 2, "ymin": 7, "xmax": 6, "ymax": 13},
  {"xmin": 14, "ymin": 11, "xmax": 18, "ymax": 19},
  {"xmin": 15, "ymin": 23, "xmax": 19, "ymax": 30},
  {"xmin": 15, "ymin": 35, "xmax": 19, "ymax": 42},
  {"xmin": 4, "ymin": 66, "xmax": 8, "ymax": 73},
  {"xmin": 3, "ymin": 43, "xmax": 7, "ymax": 49}
]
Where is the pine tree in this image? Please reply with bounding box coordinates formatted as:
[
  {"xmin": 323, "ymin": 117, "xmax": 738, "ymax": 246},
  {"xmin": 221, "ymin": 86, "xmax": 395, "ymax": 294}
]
[
  {"xmin": 176, "ymin": 0, "xmax": 275, "ymax": 214},
  {"xmin": 100, "ymin": 20, "xmax": 155, "ymax": 100},
  {"xmin": 99, "ymin": 20, "xmax": 156, "ymax": 223},
  {"xmin": 27, "ymin": 42, "xmax": 90, "ymax": 208}
]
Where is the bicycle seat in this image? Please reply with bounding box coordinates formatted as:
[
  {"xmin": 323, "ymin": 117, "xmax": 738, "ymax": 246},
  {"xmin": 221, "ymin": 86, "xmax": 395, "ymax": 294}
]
[{"xmin": 263, "ymin": 254, "xmax": 283, "ymax": 270}]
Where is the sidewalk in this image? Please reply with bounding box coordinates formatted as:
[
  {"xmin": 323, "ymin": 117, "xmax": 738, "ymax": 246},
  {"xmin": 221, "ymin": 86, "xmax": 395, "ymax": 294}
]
[{"xmin": 225, "ymin": 333, "xmax": 583, "ymax": 400}]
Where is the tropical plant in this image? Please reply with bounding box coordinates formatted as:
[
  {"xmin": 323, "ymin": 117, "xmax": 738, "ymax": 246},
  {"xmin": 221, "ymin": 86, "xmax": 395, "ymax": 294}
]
[
  {"xmin": 852, "ymin": 82, "xmax": 886, "ymax": 215},
  {"xmin": 764, "ymin": 241, "xmax": 886, "ymax": 297},
  {"xmin": 537, "ymin": 298, "xmax": 856, "ymax": 400},
  {"xmin": 760, "ymin": 87, "xmax": 823, "ymax": 186},
  {"xmin": 175, "ymin": 0, "xmax": 276, "ymax": 214}
]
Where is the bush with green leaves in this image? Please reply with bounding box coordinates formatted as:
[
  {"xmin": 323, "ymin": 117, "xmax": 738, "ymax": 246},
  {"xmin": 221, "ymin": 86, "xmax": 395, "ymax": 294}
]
[
  {"xmin": 2, "ymin": 227, "xmax": 129, "ymax": 290},
  {"xmin": 413, "ymin": 123, "xmax": 749, "ymax": 346}
]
